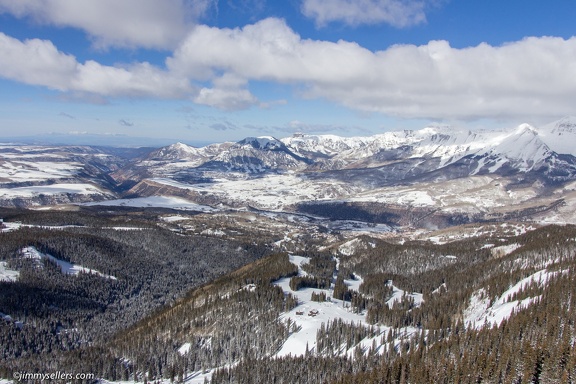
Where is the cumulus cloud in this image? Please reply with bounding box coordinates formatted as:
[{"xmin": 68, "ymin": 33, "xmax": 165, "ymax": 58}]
[
  {"xmin": 0, "ymin": 32, "xmax": 192, "ymax": 99},
  {"xmin": 2, "ymin": 16, "xmax": 576, "ymax": 121},
  {"xmin": 301, "ymin": 0, "xmax": 428, "ymax": 28},
  {"xmin": 0, "ymin": 33, "xmax": 78, "ymax": 90},
  {"xmin": 167, "ymin": 18, "xmax": 576, "ymax": 120},
  {"xmin": 194, "ymin": 86, "xmax": 259, "ymax": 110},
  {"xmin": 192, "ymin": 73, "xmax": 259, "ymax": 110},
  {"xmin": 73, "ymin": 61, "xmax": 192, "ymax": 99},
  {"xmin": 0, "ymin": 0, "xmax": 214, "ymax": 50}
]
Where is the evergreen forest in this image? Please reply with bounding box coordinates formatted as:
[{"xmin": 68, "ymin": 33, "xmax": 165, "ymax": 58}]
[{"xmin": 1, "ymin": 206, "xmax": 576, "ymax": 383}]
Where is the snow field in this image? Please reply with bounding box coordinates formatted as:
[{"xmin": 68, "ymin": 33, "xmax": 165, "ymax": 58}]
[
  {"xmin": 150, "ymin": 175, "xmax": 363, "ymax": 211},
  {"xmin": 1, "ymin": 242, "xmax": 119, "ymax": 283},
  {"xmin": 0, "ymin": 261, "xmax": 19, "ymax": 282},
  {"xmin": 464, "ymin": 268, "xmax": 562, "ymax": 329},
  {"xmin": 19, "ymin": 246, "xmax": 117, "ymax": 280},
  {"xmin": 273, "ymin": 255, "xmax": 420, "ymax": 359},
  {"xmin": 0, "ymin": 183, "xmax": 108, "ymax": 198},
  {"xmin": 0, "ymin": 158, "xmax": 82, "ymax": 182},
  {"xmin": 84, "ymin": 195, "xmax": 216, "ymax": 212}
]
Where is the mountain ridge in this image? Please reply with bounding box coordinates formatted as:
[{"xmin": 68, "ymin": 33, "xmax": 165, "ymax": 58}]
[
  {"xmin": 3, "ymin": 117, "xmax": 576, "ymax": 225},
  {"xmin": 142, "ymin": 117, "xmax": 575, "ymax": 177}
]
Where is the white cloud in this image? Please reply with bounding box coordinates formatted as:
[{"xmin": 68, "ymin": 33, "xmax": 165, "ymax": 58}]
[
  {"xmin": 167, "ymin": 18, "xmax": 305, "ymax": 81},
  {"xmin": 0, "ymin": 0, "xmax": 214, "ymax": 50},
  {"xmin": 192, "ymin": 73, "xmax": 259, "ymax": 110},
  {"xmin": 301, "ymin": 0, "xmax": 427, "ymax": 28},
  {"xmin": 0, "ymin": 33, "xmax": 78, "ymax": 89},
  {"xmin": 73, "ymin": 61, "xmax": 191, "ymax": 98},
  {"xmin": 194, "ymin": 87, "xmax": 259, "ymax": 111},
  {"xmin": 2, "ymin": 16, "xmax": 576, "ymax": 121},
  {"xmin": 167, "ymin": 18, "xmax": 576, "ymax": 120},
  {"xmin": 0, "ymin": 32, "xmax": 192, "ymax": 98}
]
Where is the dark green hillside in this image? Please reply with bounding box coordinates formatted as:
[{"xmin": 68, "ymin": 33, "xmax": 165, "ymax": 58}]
[
  {"xmin": 0, "ymin": 208, "xmax": 272, "ymax": 374},
  {"xmin": 1, "ymin": 251, "xmax": 300, "ymax": 381},
  {"xmin": 2, "ymin": 211, "xmax": 576, "ymax": 383}
]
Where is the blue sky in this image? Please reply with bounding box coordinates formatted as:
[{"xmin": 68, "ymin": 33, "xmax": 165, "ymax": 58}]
[{"xmin": 1, "ymin": 0, "xmax": 576, "ymax": 146}]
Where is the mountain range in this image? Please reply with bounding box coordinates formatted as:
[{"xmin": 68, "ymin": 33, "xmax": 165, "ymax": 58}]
[{"xmin": 2, "ymin": 116, "xmax": 576, "ymax": 227}]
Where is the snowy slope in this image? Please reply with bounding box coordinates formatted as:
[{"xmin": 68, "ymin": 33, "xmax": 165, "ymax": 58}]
[
  {"xmin": 0, "ymin": 261, "xmax": 19, "ymax": 282},
  {"xmin": 0, "ymin": 144, "xmax": 124, "ymax": 206},
  {"xmin": 464, "ymin": 268, "xmax": 561, "ymax": 329},
  {"xmin": 273, "ymin": 255, "xmax": 420, "ymax": 358},
  {"xmin": 0, "ymin": 183, "xmax": 109, "ymax": 199},
  {"xmin": 147, "ymin": 174, "xmax": 363, "ymax": 210},
  {"xmin": 20, "ymin": 246, "xmax": 117, "ymax": 280},
  {"xmin": 472, "ymin": 124, "xmax": 553, "ymax": 172},
  {"xmin": 539, "ymin": 116, "xmax": 576, "ymax": 156},
  {"xmin": 85, "ymin": 195, "xmax": 216, "ymax": 212}
]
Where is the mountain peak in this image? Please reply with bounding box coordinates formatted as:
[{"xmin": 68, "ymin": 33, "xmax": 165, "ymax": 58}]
[
  {"xmin": 538, "ymin": 117, "xmax": 576, "ymax": 156},
  {"xmin": 515, "ymin": 123, "xmax": 538, "ymax": 135},
  {"xmin": 149, "ymin": 142, "xmax": 197, "ymax": 160},
  {"xmin": 552, "ymin": 116, "xmax": 576, "ymax": 131},
  {"xmin": 169, "ymin": 142, "xmax": 192, "ymax": 149},
  {"xmin": 237, "ymin": 136, "xmax": 284, "ymax": 150}
]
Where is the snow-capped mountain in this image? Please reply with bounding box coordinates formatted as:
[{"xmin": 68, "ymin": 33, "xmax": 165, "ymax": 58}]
[
  {"xmin": 474, "ymin": 124, "xmax": 549, "ymax": 170},
  {"xmin": 147, "ymin": 141, "xmax": 233, "ymax": 163},
  {"xmin": 284, "ymin": 123, "xmax": 565, "ymax": 175},
  {"xmin": 3, "ymin": 118, "xmax": 576, "ymax": 225},
  {"xmin": 206, "ymin": 135, "xmax": 310, "ymax": 172},
  {"xmin": 103, "ymin": 118, "xmax": 576, "ymax": 226},
  {"xmin": 148, "ymin": 142, "xmax": 204, "ymax": 161},
  {"xmin": 142, "ymin": 136, "xmax": 309, "ymax": 174},
  {"xmin": 538, "ymin": 116, "xmax": 576, "ymax": 156},
  {"xmin": 127, "ymin": 119, "xmax": 576, "ymax": 186},
  {"xmin": 237, "ymin": 136, "xmax": 284, "ymax": 150}
]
